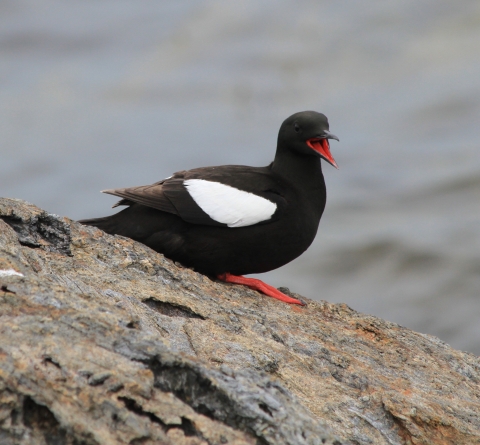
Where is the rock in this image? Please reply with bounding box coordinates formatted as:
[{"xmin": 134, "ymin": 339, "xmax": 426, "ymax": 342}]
[{"xmin": 0, "ymin": 198, "xmax": 479, "ymax": 445}]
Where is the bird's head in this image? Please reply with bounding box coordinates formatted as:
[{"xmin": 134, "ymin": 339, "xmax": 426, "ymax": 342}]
[{"xmin": 279, "ymin": 111, "xmax": 339, "ymax": 168}]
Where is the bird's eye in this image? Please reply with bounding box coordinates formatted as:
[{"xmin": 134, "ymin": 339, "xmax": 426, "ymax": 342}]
[{"xmin": 294, "ymin": 123, "xmax": 301, "ymax": 133}]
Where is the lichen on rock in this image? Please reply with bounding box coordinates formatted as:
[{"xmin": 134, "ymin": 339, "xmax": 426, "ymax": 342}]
[{"xmin": 0, "ymin": 197, "xmax": 479, "ymax": 445}]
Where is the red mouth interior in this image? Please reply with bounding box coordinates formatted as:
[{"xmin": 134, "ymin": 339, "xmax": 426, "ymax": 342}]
[
  {"xmin": 308, "ymin": 138, "xmax": 328, "ymax": 152},
  {"xmin": 306, "ymin": 138, "xmax": 338, "ymax": 168}
]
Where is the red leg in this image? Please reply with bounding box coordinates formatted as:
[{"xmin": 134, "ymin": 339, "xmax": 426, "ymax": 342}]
[{"xmin": 217, "ymin": 273, "xmax": 305, "ymax": 306}]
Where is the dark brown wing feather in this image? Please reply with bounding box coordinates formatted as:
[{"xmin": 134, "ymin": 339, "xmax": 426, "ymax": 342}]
[
  {"xmin": 101, "ymin": 165, "xmax": 287, "ymax": 227},
  {"xmin": 102, "ymin": 171, "xmax": 224, "ymax": 226},
  {"xmin": 103, "ymin": 180, "xmax": 177, "ymax": 214}
]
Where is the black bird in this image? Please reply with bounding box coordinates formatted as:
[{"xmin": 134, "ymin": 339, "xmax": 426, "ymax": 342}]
[{"xmin": 79, "ymin": 111, "xmax": 339, "ymax": 305}]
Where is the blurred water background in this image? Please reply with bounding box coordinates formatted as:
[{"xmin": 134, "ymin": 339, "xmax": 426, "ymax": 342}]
[{"xmin": 1, "ymin": 0, "xmax": 479, "ymax": 353}]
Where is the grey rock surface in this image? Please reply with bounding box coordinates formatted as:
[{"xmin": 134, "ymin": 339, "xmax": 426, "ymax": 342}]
[{"xmin": 1, "ymin": 197, "xmax": 479, "ymax": 444}]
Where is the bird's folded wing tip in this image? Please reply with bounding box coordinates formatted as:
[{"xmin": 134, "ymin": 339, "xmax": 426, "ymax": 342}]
[{"xmin": 101, "ymin": 189, "xmax": 117, "ymax": 195}]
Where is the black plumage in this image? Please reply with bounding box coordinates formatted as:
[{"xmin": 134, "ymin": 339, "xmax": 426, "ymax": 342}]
[{"xmin": 80, "ymin": 111, "xmax": 339, "ymax": 304}]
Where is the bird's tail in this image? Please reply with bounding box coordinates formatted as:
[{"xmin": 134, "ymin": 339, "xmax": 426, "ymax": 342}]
[{"xmin": 78, "ymin": 216, "xmax": 117, "ymax": 234}]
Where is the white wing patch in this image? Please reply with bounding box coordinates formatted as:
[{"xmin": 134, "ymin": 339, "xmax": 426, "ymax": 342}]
[{"xmin": 184, "ymin": 179, "xmax": 277, "ymax": 228}]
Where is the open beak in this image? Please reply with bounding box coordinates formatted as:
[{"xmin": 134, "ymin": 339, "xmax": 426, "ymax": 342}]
[{"xmin": 306, "ymin": 131, "xmax": 339, "ymax": 169}]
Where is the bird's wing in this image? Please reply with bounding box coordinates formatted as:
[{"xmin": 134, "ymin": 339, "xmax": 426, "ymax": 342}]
[
  {"xmin": 102, "ymin": 166, "xmax": 288, "ymax": 228},
  {"xmin": 103, "ymin": 175, "xmax": 180, "ymax": 215}
]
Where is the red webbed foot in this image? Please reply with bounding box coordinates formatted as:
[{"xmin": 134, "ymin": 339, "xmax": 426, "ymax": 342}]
[{"xmin": 217, "ymin": 273, "xmax": 306, "ymax": 306}]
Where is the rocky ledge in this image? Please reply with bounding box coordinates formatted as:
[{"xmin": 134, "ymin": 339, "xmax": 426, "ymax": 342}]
[{"xmin": 0, "ymin": 197, "xmax": 479, "ymax": 445}]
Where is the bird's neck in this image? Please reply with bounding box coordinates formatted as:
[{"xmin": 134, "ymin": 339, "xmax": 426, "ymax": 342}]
[{"xmin": 271, "ymin": 144, "xmax": 324, "ymax": 187}]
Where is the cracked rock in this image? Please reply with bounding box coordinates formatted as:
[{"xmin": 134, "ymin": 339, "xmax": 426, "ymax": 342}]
[{"xmin": 0, "ymin": 198, "xmax": 479, "ymax": 444}]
